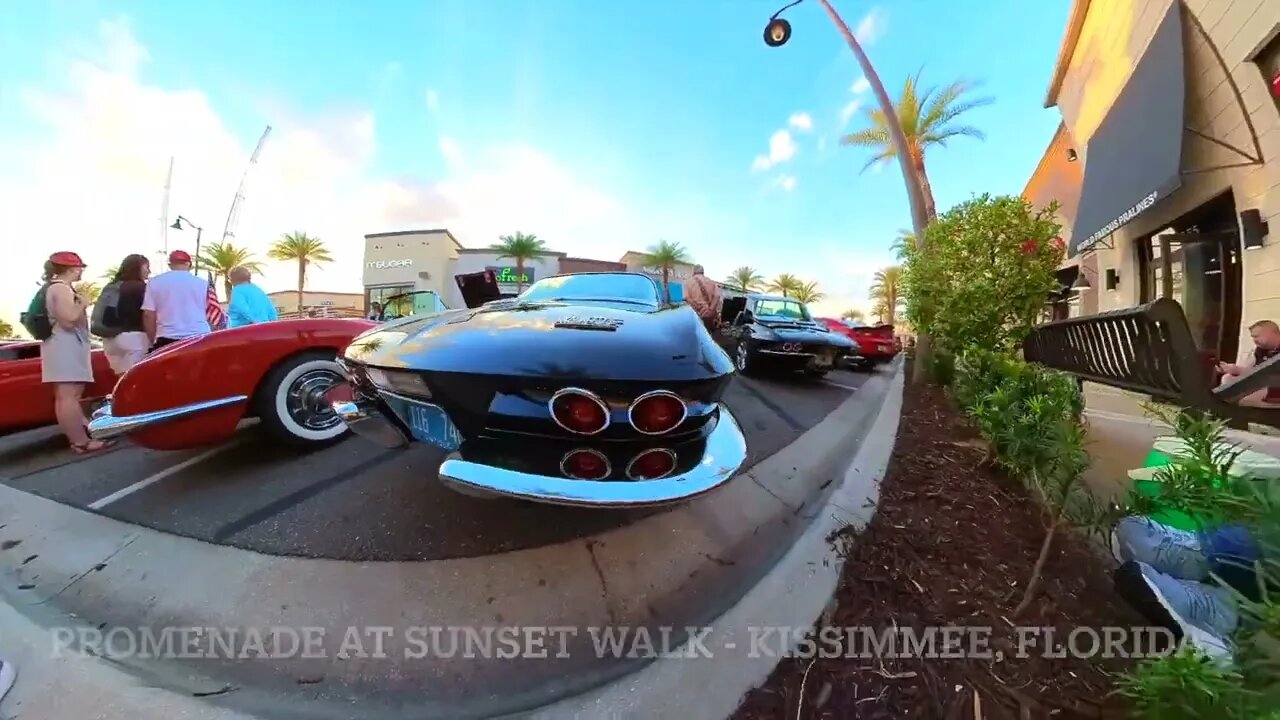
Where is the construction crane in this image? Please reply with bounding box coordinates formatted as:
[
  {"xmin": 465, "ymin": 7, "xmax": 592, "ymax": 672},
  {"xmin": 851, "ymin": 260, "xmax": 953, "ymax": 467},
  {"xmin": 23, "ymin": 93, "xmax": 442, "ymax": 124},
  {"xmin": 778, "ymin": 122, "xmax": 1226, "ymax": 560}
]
[
  {"xmin": 220, "ymin": 125, "xmax": 273, "ymax": 245},
  {"xmin": 158, "ymin": 156, "xmax": 174, "ymax": 256}
]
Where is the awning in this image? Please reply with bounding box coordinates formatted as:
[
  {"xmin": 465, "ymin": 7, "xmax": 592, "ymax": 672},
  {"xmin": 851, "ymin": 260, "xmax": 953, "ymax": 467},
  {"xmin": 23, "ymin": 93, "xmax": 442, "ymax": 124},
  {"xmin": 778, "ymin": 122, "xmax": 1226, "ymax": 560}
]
[{"xmin": 1069, "ymin": 1, "xmax": 1185, "ymax": 256}]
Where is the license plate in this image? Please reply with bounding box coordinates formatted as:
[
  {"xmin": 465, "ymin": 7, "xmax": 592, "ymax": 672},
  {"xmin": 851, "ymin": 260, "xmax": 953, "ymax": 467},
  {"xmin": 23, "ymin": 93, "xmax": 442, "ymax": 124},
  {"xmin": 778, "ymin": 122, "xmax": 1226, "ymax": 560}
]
[{"xmin": 384, "ymin": 395, "xmax": 463, "ymax": 451}]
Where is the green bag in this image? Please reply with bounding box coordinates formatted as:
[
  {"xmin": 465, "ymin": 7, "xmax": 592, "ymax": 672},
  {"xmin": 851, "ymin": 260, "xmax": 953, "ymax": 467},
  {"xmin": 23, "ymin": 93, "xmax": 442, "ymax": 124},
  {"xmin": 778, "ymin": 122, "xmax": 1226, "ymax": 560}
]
[{"xmin": 19, "ymin": 283, "xmax": 53, "ymax": 340}]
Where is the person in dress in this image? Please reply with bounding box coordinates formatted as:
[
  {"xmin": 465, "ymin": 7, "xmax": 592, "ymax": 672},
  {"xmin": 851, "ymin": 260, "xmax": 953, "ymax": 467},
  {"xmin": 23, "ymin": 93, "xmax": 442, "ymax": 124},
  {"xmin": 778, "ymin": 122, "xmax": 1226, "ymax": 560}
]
[
  {"xmin": 40, "ymin": 251, "xmax": 112, "ymax": 454},
  {"xmin": 102, "ymin": 254, "xmax": 151, "ymax": 375}
]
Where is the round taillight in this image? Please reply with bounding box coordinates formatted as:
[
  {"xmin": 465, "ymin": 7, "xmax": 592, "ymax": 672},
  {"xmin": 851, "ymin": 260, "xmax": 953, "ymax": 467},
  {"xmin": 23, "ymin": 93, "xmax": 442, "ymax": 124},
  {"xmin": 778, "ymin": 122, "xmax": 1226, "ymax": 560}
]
[
  {"xmin": 561, "ymin": 449, "xmax": 611, "ymax": 480},
  {"xmin": 628, "ymin": 390, "xmax": 687, "ymax": 435},
  {"xmin": 549, "ymin": 388, "xmax": 610, "ymax": 435},
  {"xmin": 626, "ymin": 448, "xmax": 677, "ymax": 480}
]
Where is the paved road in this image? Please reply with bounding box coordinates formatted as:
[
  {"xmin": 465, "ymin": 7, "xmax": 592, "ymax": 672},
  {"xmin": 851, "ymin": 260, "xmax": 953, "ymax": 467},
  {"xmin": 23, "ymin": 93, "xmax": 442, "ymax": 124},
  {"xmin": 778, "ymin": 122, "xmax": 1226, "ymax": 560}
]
[{"xmin": 0, "ymin": 369, "xmax": 873, "ymax": 561}]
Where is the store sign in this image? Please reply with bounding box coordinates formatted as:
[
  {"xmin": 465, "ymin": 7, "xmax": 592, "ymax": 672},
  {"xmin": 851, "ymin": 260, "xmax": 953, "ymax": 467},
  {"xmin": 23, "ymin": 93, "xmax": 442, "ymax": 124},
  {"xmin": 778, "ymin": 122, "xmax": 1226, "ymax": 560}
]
[
  {"xmin": 487, "ymin": 266, "xmax": 535, "ymax": 285},
  {"xmin": 367, "ymin": 259, "xmax": 413, "ymax": 269}
]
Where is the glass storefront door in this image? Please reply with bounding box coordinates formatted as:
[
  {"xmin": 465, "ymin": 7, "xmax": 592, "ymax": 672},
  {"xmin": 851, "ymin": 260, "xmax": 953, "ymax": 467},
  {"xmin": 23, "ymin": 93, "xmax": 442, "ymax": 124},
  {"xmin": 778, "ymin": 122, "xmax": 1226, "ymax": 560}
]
[{"xmin": 367, "ymin": 285, "xmax": 413, "ymax": 317}]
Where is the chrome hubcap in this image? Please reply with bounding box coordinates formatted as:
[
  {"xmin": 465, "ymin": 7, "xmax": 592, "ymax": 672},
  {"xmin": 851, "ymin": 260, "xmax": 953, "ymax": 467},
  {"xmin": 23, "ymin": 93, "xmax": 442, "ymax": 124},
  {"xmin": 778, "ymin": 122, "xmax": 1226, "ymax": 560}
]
[{"xmin": 286, "ymin": 369, "xmax": 344, "ymax": 431}]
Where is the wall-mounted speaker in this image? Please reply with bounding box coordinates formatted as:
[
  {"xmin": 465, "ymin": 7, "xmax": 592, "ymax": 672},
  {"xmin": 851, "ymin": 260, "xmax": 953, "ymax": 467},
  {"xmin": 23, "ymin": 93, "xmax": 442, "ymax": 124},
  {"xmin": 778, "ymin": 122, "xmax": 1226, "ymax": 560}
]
[
  {"xmin": 1241, "ymin": 209, "xmax": 1269, "ymax": 250},
  {"xmin": 1105, "ymin": 268, "xmax": 1119, "ymax": 290}
]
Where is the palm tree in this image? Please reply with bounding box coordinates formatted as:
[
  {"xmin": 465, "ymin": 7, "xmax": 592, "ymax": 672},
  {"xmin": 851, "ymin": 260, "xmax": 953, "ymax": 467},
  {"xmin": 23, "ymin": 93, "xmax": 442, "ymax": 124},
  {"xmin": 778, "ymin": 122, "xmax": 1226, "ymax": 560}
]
[
  {"xmin": 841, "ymin": 308, "xmax": 865, "ymax": 323},
  {"xmin": 792, "ymin": 281, "xmax": 825, "ymax": 304},
  {"xmin": 199, "ymin": 242, "xmax": 264, "ymax": 301},
  {"xmin": 765, "ymin": 273, "xmax": 802, "ymax": 298},
  {"xmin": 268, "ymin": 232, "xmax": 333, "ymax": 313},
  {"xmin": 842, "ymin": 71, "xmax": 993, "ymax": 220},
  {"xmin": 890, "ymin": 229, "xmax": 914, "ymax": 261},
  {"xmin": 641, "ymin": 240, "xmax": 692, "ymax": 303},
  {"xmin": 871, "ymin": 299, "xmax": 891, "ymax": 324},
  {"xmin": 869, "ymin": 266, "xmax": 903, "ymax": 325},
  {"xmin": 724, "ymin": 266, "xmax": 764, "ymax": 293},
  {"xmin": 0, "ymin": 318, "xmax": 14, "ymax": 338},
  {"xmin": 73, "ymin": 282, "xmax": 101, "ymax": 305},
  {"xmin": 491, "ymin": 232, "xmax": 546, "ymax": 292}
]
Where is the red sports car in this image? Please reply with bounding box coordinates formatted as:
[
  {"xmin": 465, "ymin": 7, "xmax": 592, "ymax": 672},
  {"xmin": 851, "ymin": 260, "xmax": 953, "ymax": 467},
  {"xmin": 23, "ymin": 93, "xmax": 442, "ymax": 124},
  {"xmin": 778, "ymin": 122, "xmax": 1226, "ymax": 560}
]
[
  {"xmin": 87, "ymin": 318, "xmax": 374, "ymax": 451},
  {"xmin": 0, "ymin": 339, "xmax": 117, "ymax": 436},
  {"xmin": 816, "ymin": 319, "xmax": 898, "ymax": 370}
]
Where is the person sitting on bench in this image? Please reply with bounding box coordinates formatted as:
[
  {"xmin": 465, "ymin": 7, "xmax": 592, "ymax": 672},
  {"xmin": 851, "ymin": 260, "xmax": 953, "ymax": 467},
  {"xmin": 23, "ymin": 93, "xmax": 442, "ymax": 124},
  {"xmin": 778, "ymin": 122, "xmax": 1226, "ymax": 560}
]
[{"xmin": 1217, "ymin": 319, "xmax": 1280, "ymax": 406}]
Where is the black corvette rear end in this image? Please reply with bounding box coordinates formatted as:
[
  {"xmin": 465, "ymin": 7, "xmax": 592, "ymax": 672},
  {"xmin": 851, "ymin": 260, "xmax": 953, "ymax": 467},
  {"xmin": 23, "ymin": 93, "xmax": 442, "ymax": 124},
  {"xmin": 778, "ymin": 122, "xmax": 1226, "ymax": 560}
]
[{"xmin": 334, "ymin": 272, "xmax": 747, "ymax": 507}]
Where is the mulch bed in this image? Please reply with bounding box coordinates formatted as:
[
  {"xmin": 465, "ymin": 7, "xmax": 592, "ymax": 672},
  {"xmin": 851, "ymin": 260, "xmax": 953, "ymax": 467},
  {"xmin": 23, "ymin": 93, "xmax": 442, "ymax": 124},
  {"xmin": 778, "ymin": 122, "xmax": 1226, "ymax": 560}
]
[{"xmin": 733, "ymin": 375, "xmax": 1149, "ymax": 719}]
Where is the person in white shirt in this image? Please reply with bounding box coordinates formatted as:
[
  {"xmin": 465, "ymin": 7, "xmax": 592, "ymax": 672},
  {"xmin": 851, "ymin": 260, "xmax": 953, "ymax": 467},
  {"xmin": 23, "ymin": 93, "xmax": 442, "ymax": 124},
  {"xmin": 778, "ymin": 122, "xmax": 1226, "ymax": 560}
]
[{"xmin": 142, "ymin": 250, "xmax": 211, "ymax": 351}]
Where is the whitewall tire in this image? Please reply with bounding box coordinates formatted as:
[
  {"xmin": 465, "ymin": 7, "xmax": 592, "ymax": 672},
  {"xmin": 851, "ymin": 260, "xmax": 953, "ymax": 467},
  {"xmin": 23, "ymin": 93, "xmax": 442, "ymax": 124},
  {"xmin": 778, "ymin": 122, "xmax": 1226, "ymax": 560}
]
[{"xmin": 255, "ymin": 352, "xmax": 350, "ymax": 447}]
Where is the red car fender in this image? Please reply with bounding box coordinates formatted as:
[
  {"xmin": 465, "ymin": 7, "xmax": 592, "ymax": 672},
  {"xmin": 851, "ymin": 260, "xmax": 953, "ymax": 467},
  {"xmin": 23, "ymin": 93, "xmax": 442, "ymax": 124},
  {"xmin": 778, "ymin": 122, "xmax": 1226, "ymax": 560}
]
[
  {"xmin": 113, "ymin": 319, "xmax": 375, "ymax": 451},
  {"xmin": 0, "ymin": 342, "xmax": 115, "ymax": 435}
]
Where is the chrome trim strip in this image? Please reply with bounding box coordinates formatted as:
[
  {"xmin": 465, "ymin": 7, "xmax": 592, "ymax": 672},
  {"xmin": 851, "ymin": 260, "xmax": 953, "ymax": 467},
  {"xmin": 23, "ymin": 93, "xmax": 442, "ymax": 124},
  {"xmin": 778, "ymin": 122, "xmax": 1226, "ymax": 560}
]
[
  {"xmin": 624, "ymin": 447, "xmax": 677, "ymax": 480},
  {"xmin": 759, "ymin": 350, "xmax": 817, "ymax": 357},
  {"xmin": 548, "ymin": 387, "xmax": 611, "ymax": 436},
  {"xmin": 87, "ymin": 395, "xmax": 250, "ymax": 440},
  {"xmin": 626, "ymin": 389, "xmax": 689, "ymax": 435},
  {"xmin": 559, "ymin": 448, "xmax": 612, "ymax": 480},
  {"xmin": 438, "ymin": 403, "xmax": 747, "ymax": 508}
]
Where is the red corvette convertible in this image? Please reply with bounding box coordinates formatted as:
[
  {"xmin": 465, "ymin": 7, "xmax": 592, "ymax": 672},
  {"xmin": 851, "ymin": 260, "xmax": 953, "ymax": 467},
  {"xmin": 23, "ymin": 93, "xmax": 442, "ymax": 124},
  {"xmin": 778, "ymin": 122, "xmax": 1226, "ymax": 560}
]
[
  {"xmin": 0, "ymin": 339, "xmax": 117, "ymax": 436},
  {"xmin": 87, "ymin": 318, "xmax": 374, "ymax": 451}
]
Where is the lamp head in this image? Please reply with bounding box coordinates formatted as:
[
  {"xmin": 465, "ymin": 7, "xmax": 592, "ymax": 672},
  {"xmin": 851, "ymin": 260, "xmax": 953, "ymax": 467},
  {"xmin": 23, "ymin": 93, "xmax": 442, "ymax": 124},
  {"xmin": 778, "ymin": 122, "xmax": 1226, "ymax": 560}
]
[
  {"xmin": 764, "ymin": 18, "xmax": 792, "ymax": 47},
  {"xmin": 170, "ymin": 219, "xmax": 183, "ymax": 230}
]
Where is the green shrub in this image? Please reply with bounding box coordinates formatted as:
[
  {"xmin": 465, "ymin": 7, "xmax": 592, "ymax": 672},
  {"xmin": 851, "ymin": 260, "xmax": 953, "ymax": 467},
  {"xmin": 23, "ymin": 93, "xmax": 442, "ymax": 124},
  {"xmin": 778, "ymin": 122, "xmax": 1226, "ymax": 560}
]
[
  {"xmin": 928, "ymin": 348, "xmax": 956, "ymax": 386},
  {"xmin": 1115, "ymin": 646, "xmax": 1257, "ymax": 720},
  {"xmin": 900, "ymin": 194, "xmax": 1064, "ymax": 356}
]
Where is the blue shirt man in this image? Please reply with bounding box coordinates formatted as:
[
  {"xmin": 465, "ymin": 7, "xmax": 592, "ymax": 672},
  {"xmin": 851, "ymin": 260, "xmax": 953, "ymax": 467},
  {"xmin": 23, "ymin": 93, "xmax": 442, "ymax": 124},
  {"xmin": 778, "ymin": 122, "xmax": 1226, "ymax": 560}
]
[{"xmin": 227, "ymin": 267, "xmax": 279, "ymax": 328}]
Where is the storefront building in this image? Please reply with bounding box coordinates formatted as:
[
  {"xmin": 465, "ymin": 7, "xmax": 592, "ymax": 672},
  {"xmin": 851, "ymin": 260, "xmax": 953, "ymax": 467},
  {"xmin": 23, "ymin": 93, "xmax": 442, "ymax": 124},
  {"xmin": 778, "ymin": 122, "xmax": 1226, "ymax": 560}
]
[
  {"xmin": 1024, "ymin": 122, "xmax": 1095, "ymax": 320},
  {"xmin": 362, "ymin": 229, "xmax": 462, "ymax": 314},
  {"xmin": 1039, "ymin": 0, "xmax": 1280, "ymax": 417},
  {"xmin": 266, "ymin": 290, "xmax": 364, "ymax": 317},
  {"xmin": 445, "ymin": 248, "xmax": 567, "ymax": 307}
]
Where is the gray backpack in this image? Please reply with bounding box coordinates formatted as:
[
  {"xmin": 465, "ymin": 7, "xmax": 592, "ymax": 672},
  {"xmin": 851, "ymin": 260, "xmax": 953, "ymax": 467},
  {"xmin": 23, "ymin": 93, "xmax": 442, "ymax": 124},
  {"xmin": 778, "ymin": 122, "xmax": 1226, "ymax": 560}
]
[{"xmin": 90, "ymin": 281, "xmax": 124, "ymax": 338}]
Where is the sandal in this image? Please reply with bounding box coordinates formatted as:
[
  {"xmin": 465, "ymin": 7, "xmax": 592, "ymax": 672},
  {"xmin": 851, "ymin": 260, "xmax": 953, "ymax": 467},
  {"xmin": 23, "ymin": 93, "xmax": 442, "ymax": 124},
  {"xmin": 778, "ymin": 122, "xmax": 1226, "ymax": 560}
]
[{"xmin": 71, "ymin": 439, "xmax": 115, "ymax": 455}]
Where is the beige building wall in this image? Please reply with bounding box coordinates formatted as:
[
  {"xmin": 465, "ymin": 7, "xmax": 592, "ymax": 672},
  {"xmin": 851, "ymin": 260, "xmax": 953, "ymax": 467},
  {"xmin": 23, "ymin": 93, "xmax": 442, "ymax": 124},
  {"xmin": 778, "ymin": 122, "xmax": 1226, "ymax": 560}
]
[
  {"xmin": 362, "ymin": 229, "xmax": 461, "ymax": 298},
  {"xmin": 1048, "ymin": 0, "xmax": 1280, "ymax": 416}
]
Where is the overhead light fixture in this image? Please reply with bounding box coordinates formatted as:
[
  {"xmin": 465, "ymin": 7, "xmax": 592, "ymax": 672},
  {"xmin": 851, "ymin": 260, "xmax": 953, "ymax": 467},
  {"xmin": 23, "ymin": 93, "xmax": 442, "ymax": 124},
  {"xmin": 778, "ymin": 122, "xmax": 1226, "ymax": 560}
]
[
  {"xmin": 1066, "ymin": 148, "xmax": 1078, "ymax": 162},
  {"xmin": 1241, "ymin": 209, "xmax": 1268, "ymax": 250}
]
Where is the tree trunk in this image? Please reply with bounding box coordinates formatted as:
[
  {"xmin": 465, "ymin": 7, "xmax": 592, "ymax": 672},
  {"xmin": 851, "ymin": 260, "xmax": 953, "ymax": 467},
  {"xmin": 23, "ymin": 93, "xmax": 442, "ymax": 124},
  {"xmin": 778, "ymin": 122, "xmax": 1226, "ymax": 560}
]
[
  {"xmin": 296, "ymin": 259, "xmax": 306, "ymax": 313},
  {"xmin": 1013, "ymin": 499, "xmax": 1067, "ymax": 617},
  {"xmin": 223, "ymin": 276, "xmax": 233, "ymax": 304},
  {"xmin": 914, "ymin": 154, "xmax": 938, "ymax": 222},
  {"xmin": 516, "ymin": 259, "xmax": 525, "ymax": 293},
  {"xmin": 662, "ymin": 268, "xmax": 671, "ymax": 304}
]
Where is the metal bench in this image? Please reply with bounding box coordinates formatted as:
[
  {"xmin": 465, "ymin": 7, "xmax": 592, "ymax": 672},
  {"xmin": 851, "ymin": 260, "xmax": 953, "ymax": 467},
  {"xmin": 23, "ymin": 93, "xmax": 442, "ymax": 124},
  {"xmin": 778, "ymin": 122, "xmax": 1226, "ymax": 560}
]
[{"xmin": 1022, "ymin": 298, "xmax": 1280, "ymax": 429}]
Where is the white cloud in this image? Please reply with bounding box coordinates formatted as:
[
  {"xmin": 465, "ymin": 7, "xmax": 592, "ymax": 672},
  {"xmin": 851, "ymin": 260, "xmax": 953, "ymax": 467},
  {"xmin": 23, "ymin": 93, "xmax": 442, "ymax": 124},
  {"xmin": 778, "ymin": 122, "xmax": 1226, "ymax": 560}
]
[
  {"xmin": 751, "ymin": 129, "xmax": 797, "ymax": 172},
  {"xmin": 775, "ymin": 175, "xmax": 797, "ymax": 192},
  {"xmin": 850, "ymin": 76, "xmax": 871, "ymax": 95},
  {"xmin": 840, "ymin": 99, "xmax": 863, "ymax": 126},
  {"xmin": 425, "ymin": 88, "xmax": 440, "ymax": 114},
  {"xmin": 788, "ymin": 112, "xmax": 813, "ymax": 133},
  {"xmin": 854, "ymin": 8, "xmax": 888, "ymax": 45},
  {"xmin": 0, "ymin": 19, "xmax": 646, "ymax": 324}
]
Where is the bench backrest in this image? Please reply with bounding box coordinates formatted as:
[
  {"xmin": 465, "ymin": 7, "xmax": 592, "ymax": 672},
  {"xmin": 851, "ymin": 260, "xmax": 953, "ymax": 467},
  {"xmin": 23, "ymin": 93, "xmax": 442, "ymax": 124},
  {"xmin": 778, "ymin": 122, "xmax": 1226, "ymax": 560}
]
[{"xmin": 1022, "ymin": 298, "xmax": 1213, "ymax": 407}]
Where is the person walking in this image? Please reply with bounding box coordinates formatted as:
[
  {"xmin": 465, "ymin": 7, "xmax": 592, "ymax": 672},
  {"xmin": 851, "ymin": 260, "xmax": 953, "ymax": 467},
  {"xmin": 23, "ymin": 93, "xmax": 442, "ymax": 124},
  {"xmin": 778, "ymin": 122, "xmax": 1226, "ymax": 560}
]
[
  {"xmin": 366, "ymin": 302, "xmax": 384, "ymax": 321},
  {"xmin": 684, "ymin": 265, "xmax": 724, "ymax": 332},
  {"xmin": 142, "ymin": 250, "xmax": 210, "ymax": 351},
  {"xmin": 98, "ymin": 254, "xmax": 151, "ymax": 375},
  {"xmin": 38, "ymin": 252, "xmax": 112, "ymax": 453},
  {"xmin": 226, "ymin": 266, "xmax": 278, "ymax": 328}
]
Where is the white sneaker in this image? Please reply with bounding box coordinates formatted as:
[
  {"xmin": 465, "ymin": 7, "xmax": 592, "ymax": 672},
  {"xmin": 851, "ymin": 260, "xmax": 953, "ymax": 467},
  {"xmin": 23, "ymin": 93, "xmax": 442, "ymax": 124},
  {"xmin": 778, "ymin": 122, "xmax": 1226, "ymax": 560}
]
[{"xmin": 0, "ymin": 657, "xmax": 15, "ymax": 704}]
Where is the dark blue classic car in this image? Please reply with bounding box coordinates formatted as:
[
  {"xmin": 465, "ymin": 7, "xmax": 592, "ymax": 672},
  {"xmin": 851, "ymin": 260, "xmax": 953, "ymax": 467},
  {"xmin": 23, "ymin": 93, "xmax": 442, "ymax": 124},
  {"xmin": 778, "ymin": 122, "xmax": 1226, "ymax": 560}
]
[
  {"xmin": 720, "ymin": 294, "xmax": 856, "ymax": 377},
  {"xmin": 333, "ymin": 271, "xmax": 747, "ymax": 508}
]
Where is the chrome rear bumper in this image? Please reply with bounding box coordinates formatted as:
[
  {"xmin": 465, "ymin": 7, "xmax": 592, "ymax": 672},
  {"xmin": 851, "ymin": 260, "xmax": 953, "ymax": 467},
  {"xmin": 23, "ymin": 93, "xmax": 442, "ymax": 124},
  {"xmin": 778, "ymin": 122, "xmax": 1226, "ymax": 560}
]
[
  {"xmin": 88, "ymin": 396, "xmax": 249, "ymax": 440},
  {"xmin": 333, "ymin": 398, "xmax": 748, "ymax": 508}
]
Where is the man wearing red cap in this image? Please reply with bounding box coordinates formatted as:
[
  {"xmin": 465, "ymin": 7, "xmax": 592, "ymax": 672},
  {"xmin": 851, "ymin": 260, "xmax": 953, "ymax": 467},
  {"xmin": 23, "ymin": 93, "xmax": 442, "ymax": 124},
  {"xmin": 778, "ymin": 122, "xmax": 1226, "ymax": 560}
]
[{"xmin": 141, "ymin": 250, "xmax": 211, "ymax": 350}]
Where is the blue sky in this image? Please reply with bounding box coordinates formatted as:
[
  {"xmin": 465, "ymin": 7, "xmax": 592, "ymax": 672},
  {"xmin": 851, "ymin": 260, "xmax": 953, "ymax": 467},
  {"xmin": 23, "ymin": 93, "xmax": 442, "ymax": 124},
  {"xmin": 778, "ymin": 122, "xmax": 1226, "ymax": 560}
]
[{"xmin": 0, "ymin": 0, "xmax": 1072, "ymax": 317}]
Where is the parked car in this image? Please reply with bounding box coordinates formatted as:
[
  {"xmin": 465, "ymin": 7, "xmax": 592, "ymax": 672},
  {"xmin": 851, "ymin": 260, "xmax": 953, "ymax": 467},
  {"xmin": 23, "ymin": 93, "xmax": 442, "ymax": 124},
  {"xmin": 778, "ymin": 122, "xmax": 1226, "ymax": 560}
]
[
  {"xmin": 816, "ymin": 319, "xmax": 898, "ymax": 371},
  {"xmin": 88, "ymin": 318, "xmax": 376, "ymax": 450},
  {"xmin": 335, "ymin": 270, "xmax": 747, "ymax": 508},
  {"xmin": 718, "ymin": 294, "xmax": 855, "ymax": 377},
  {"xmin": 0, "ymin": 340, "xmax": 116, "ymax": 436}
]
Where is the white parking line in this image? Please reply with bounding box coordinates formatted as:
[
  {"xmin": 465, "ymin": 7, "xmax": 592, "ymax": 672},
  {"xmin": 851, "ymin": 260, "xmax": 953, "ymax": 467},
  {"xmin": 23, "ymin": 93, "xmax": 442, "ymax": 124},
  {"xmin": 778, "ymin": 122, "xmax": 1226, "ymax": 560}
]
[
  {"xmin": 87, "ymin": 441, "xmax": 240, "ymax": 510},
  {"xmin": 822, "ymin": 379, "xmax": 861, "ymax": 391}
]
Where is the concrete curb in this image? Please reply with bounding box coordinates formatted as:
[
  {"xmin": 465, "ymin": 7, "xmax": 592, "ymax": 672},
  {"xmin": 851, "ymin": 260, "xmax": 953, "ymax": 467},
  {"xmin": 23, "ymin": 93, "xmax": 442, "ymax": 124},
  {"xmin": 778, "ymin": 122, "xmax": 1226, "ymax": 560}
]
[
  {"xmin": 525, "ymin": 360, "xmax": 904, "ymax": 719},
  {"xmin": 0, "ymin": 369, "xmax": 896, "ymax": 720}
]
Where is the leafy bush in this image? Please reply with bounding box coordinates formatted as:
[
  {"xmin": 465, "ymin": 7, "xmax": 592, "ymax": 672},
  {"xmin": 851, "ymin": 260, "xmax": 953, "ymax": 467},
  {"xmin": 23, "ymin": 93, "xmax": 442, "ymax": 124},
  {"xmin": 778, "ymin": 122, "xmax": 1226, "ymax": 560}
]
[
  {"xmin": 1115, "ymin": 645, "xmax": 1256, "ymax": 720},
  {"xmin": 952, "ymin": 348, "xmax": 1098, "ymax": 614},
  {"xmin": 901, "ymin": 194, "xmax": 1064, "ymax": 355}
]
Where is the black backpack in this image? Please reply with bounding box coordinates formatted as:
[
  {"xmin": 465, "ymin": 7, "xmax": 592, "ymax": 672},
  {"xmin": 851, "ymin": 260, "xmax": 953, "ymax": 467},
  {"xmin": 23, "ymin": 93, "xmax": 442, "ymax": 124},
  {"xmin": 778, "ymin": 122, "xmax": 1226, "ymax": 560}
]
[
  {"xmin": 90, "ymin": 281, "xmax": 124, "ymax": 338},
  {"xmin": 20, "ymin": 283, "xmax": 54, "ymax": 341}
]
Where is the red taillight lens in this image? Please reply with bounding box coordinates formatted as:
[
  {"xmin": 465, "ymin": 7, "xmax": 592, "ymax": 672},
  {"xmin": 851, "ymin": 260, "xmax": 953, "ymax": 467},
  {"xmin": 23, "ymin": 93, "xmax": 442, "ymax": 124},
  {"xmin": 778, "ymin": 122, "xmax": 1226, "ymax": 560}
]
[
  {"xmin": 561, "ymin": 449, "xmax": 611, "ymax": 480},
  {"xmin": 626, "ymin": 449, "xmax": 677, "ymax": 480},
  {"xmin": 628, "ymin": 391, "xmax": 687, "ymax": 435},
  {"xmin": 549, "ymin": 388, "xmax": 610, "ymax": 435}
]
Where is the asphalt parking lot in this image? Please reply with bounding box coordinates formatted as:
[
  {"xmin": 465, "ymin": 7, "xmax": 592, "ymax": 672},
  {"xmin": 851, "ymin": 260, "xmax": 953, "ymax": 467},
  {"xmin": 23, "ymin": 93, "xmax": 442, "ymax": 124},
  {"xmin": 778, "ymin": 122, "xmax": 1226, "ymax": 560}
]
[{"xmin": 0, "ymin": 368, "xmax": 873, "ymax": 562}]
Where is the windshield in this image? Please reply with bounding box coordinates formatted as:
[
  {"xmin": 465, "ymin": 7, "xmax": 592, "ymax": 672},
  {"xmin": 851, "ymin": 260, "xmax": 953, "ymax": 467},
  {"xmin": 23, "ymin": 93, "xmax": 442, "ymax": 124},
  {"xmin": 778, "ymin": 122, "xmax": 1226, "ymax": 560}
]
[
  {"xmin": 517, "ymin": 274, "xmax": 660, "ymax": 305},
  {"xmin": 754, "ymin": 298, "xmax": 811, "ymax": 321}
]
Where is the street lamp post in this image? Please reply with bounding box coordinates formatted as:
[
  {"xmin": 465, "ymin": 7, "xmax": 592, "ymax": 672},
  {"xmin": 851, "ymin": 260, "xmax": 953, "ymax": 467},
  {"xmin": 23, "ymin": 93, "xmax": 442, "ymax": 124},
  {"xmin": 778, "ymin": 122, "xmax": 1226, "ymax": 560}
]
[
  {"xmin": 764, "ymin": 0, "xmax": 934, "ymax": 381},
  {"xmin": 169, "ymin": 216, "xmax": 203, "ymax": 274}
]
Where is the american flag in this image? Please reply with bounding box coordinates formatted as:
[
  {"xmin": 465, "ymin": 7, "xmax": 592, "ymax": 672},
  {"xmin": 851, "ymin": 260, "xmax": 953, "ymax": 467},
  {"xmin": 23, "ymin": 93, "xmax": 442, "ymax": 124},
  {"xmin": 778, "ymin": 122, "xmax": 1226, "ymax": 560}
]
[{"xmin": 206, "ymin": 272, "xmax": 227, "ymax": 330}]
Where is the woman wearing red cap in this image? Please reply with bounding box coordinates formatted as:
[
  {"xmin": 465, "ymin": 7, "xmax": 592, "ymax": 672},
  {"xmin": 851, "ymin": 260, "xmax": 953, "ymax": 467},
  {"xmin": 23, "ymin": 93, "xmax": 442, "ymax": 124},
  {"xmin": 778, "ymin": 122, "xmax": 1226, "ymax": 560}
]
[{"xmin": 40, "ymin": 251, "xmax": 112, "ymax": 454}]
